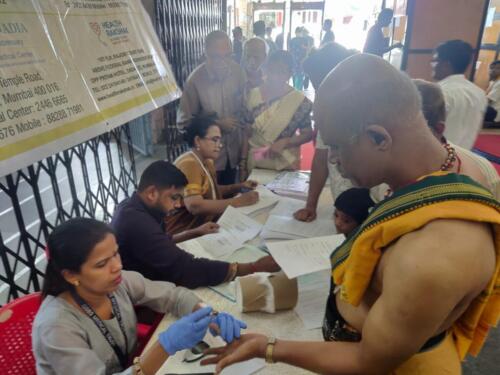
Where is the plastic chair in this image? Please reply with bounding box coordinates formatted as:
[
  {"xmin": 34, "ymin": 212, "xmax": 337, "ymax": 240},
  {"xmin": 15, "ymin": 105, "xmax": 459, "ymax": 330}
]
[
  {"xmin": 133, "ymin": 305, "xmax": 164, "ymax": 358},
  {"xmin": 0, "ymin": 292, "xmax": 42, "ymax": 375}
]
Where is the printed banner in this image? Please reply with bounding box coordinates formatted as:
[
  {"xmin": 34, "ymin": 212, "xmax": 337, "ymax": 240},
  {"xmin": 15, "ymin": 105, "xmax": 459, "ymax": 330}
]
[{"xmin": 0, "ymin": 0, "xmax": 181, "ymax": 176}]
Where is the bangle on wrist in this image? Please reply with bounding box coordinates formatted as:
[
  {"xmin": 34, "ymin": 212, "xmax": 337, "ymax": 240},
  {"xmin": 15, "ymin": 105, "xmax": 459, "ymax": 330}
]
[
  {"xmin": 133, "ymin": 357, "xmax": 145, "ymax": 375},
  {"xmin": 226, "ymin": 262, "xmax": 238, "ymax": 281},
  {"xmin": 265, "ymin": 336, "xmax": 277, "ymax": 364}
]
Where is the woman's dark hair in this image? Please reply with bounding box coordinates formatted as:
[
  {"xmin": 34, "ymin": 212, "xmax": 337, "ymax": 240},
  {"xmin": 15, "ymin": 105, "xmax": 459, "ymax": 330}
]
[
  {"xmin": 41, "ymin": 218, "xmax": 113, "ymax": 299},
  {"xmin": 183, "ymin": 113, "xmax": 219, "ymax": 147},
  {"xmin": 266, "ymin": 50, "xmax": 294, "ymax": 73}
]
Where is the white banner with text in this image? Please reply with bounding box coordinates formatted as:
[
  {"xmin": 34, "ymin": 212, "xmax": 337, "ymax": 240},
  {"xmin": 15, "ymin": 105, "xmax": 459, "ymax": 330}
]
[{"xmin": 0, "ymin": 0, "xmax": 180, "ymax": 176}]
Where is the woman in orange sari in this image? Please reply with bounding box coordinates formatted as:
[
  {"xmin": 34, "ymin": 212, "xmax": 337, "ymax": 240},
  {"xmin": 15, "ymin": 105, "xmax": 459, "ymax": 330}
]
[{"xmin": 165, "ymin": 114, "xmax": 259, "ymax": 235}]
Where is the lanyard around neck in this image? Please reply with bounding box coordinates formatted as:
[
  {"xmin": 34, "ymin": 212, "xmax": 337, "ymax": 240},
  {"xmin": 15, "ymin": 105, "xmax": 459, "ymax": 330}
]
[{"xmin": 70, "ymin": 290, "xmax": 129, "ymax": 369}]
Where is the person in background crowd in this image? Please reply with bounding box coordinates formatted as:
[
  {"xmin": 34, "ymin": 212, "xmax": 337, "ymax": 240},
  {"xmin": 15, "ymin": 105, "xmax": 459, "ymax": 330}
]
[
  {"xmin": 303, "ymin": 41, "xmax": 354, "ymax": 90},
  {"xmin": 486, "ymin": 60, "xmax": 500, "ymax": 122},
  {"xmin": 301, "ymin": 28, "xmax": 315, "ymax": 90},
  {"xmin": 432, "ymin": 39, "xmax": 487, "ymax": 149},
  {"xmin": 166, "ymin": 115, "xmax": 261, "ymax": 233},
  {"xmin": 241, "ymin": 37, "xmax": 267, "ymax": 92},
  {"xmin": 111, "ymin": 160, "xmax": 280, "ymax": 289},
  {"xmin": 177, "ymin": 30, "xmax": 246, "ymax": 185},
  {"xmin": 33, "ymin": 218, "xmax": 246, "ymax": 375},
  {"xmin": 289, "ymin": 27, "xmax": 308, "ymax": 90},
  {"xmin": 252, "ymin": 20, "xmax": 268, "ymax": 49},
  {"xmin": 275, "ymin": 31, "xmax": 284, "ymax": 50},
  {"xmin": 320, "ymin": 19, "xmax": 335, "ymax": 47},
  {"xmin": 265, "ymin": 26, "xmax": 277, "ymax": 54},
  {"xmin": 295, "ymin": 45, "xmax": 361, "ymax": 223},
  {"xmin": 232, "ymin": 26, "xmax": 244, "ymax": 64},
  {"xmin": 201, "ymin": 53, "xmax": 500, "ymax": 375},
  {"xmin": 413, "ymin": 78, "xmax": 500, "ymax": 200},
  {"xmin": 363, "ymin": 8, "xmax": 402, "ymax": 57},
  {"xmin": 241, "ymin": 51, "xmax": 313, "ymax": 177}
]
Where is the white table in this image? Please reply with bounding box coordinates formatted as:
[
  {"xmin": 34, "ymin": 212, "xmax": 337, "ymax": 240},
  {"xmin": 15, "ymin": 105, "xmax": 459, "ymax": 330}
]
[{"xmin": 146, "ymin": 169, "xmax": 334, "ymax": 374}]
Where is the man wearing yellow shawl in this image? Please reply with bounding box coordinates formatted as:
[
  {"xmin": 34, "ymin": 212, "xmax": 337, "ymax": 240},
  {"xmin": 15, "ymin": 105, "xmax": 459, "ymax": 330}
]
[{"xmin": 202, "ymin": 54, "xmax": 500, "ymax": 374}]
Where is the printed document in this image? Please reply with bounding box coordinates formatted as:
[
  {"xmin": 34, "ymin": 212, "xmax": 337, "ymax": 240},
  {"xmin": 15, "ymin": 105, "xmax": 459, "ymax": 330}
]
[
  {"xmin": 234, "ymin": 185, "xmax": 280, "ymax": 216},
  {"xmin": 197, "ymin": 206, "xmax": 262, "ymax": 258},
  {"xmin": 266, "ymin": 234, "xmax": 345, "ymax": 278},
  {"xmin": 295, "ymin": 270, "xmax": 331, "ymax": 329},
  {"xmin": 261, "ymin": 214, "xmax": 334, "ymax": 240}
]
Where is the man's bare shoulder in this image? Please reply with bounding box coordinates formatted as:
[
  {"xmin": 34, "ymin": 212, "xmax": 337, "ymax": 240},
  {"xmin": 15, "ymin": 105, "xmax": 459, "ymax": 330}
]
[{"xmin": 384, "ymin": 219, "xmax": 496, "ymax": 293}]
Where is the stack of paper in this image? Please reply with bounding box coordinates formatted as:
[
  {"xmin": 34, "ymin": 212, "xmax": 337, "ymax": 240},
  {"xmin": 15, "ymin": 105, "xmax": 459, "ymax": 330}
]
[
  {"xmin": 196, "ymin": 206, "xmax": 262, "ymax": 258},
  {"xmin": 268, "ymin": 196, "xmax": 305, "ymax": 217},
  {"xmin": 234, "ymin": 185, "xmax": 280, "ymax": 216},
  {"xmin": 266, "ymin": 171, "xmax": 310, "ymax": 200},
  {"xmin": 261, "ymin": 214, "xmax": 334, "ymax": 240},
  {"xmin": 266, "ymin": 234, "xmax": 345, "ymax": 278},
  {"xmin": 294, "ymin": 270, "xmax": 331, "ymax": 329}
]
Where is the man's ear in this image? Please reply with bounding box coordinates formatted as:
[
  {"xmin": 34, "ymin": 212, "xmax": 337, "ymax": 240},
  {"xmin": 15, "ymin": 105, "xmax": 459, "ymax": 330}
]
[
  {"xmin": 143, "ymin": 185, "xmax": 158, "ymax": 202},
  {"xmin": 365, "ymin": 125, "xmax": 392, "ymax": 151}
]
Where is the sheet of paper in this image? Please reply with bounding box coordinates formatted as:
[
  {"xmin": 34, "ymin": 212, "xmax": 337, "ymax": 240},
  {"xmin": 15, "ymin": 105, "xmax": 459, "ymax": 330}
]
[
  {"xmin": 266, "ymin": 234, "xmax": 345, "ymax": 278},
  {"xmin": 269, "ymin": 196, "xmax": 305, "ymax": 217},
  {"xmin": 295, "ymin": 270, "xmax": 331, "ymax": 329},
  {"xmin": 234, "ymin": 186, "xmax": 280, "ymax": 216},
  {"xmin": 262, "ymin": 214, "xmax": 334, "ymax": 240},
  {"xmin": 197, "ymin": 206, "xmax": 263, "ymax": 258},
  {"xmin": 156, "ymin": 333, "xmax": 265, "ymax": 375}
]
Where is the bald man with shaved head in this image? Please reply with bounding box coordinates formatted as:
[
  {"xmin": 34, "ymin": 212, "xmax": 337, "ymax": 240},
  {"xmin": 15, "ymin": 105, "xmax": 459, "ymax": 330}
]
[{"xmin": 202, "ymin": 54, "xmax": 500, "ymax": 375}]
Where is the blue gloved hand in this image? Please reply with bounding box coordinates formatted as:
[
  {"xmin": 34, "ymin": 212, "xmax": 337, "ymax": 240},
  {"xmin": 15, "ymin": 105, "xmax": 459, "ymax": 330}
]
[
  {"xmin": 210, "ymin": 312, "xmax": 247, "ymax": 343},
  {"xmin": 159, "ymin": 306, "xmax": 212, "ymax": 355}
]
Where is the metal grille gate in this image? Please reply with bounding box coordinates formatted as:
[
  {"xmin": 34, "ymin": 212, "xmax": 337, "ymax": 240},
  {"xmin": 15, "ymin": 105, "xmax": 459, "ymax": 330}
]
[
  {"xmin": 0, "ymin": 0, "xmax": 224, "ymax": 304},
  {"xmin": 0, "ymin": 127, "xmax": 136, "ymax": 304}
]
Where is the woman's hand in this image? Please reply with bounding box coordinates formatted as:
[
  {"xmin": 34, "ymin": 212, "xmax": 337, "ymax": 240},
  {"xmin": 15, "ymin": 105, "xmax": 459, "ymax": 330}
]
[
  {"xmin": 201, "ymin": 334, "xmax": 268, "ymax": 374},
  {"xmin": 210, "ymin": 313, "xmax": 247, "ymax": 343},
  {"xmin": 194, "ymin": 222, "xmax": 220, "ymax": 236},
  {"xmin": 233, "ymin": 191, "xmax": 259, "ymax": 207},
  {"xmin": 158, "ymin": 306, "xmax": 212, "ymax": 355},
  {"xmin": 269, "ymin": 138, "xmax": 290, "ymax": 156},
  {"xmin": 240, "ymin": 179, "xmax": 258, "ymax": 190}
]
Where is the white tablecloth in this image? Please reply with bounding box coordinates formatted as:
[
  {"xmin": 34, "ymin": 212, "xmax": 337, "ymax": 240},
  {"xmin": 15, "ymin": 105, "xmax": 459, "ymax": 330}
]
[{"xmin": 146, "ymin": 169, "xmax": 334, "ymax": 374}]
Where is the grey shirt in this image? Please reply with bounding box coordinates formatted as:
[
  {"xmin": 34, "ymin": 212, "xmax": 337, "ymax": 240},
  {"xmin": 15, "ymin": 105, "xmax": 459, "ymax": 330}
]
[
  {"xmin": 32, "ymin": 271, "xmax": 201, "ymax": 375},
  {"xmin": 177, "ymin": 62, "xmax": 246, "ymax": 171}
]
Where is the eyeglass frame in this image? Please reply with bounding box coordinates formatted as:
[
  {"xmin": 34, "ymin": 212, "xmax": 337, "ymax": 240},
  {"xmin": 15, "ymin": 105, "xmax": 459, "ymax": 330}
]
[{"xmin": 202, "ymin": 136, "xmax": 223, "ymax": 146}]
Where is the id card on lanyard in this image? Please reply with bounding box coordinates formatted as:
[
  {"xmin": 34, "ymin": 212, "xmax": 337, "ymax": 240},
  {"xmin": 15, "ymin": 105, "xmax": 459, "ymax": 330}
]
[{"xmin": 71, "ymin": 290, "xmax": 129, "ymax": 368}]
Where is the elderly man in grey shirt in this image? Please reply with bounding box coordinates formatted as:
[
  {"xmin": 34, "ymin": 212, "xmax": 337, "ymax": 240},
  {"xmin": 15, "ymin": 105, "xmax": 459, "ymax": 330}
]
[{"xmin": 177, "ymin": 30, "xmax": 246, "ymax": 185}]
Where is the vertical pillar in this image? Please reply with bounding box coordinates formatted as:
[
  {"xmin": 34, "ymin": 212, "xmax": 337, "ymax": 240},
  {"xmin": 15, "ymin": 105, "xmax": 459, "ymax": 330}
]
[{"xmin": 402, "ymin": 0, "xmax": 488, "ymax": 81}]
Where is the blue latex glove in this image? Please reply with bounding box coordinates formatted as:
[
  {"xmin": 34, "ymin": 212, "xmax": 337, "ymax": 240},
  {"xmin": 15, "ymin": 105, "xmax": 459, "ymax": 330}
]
[
  {"xmin": 159, "ymin": 306, "xmax": 212, "ymax": 355},
  {"xmin": 210, "ymin": 312, "xmax": 247, "ymax": 343}
]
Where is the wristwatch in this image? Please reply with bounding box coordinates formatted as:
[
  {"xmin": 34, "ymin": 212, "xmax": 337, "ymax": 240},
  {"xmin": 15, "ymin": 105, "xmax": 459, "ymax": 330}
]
[{"xmin": 265, "ymin": 336, "xmax": 277, "ymax": 364}]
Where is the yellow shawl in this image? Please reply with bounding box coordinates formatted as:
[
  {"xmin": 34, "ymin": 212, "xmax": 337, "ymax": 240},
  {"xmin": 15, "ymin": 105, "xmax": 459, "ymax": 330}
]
[{"xmin": 331, "ymin": 172, "xmax": 500, "ymax": 359}]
